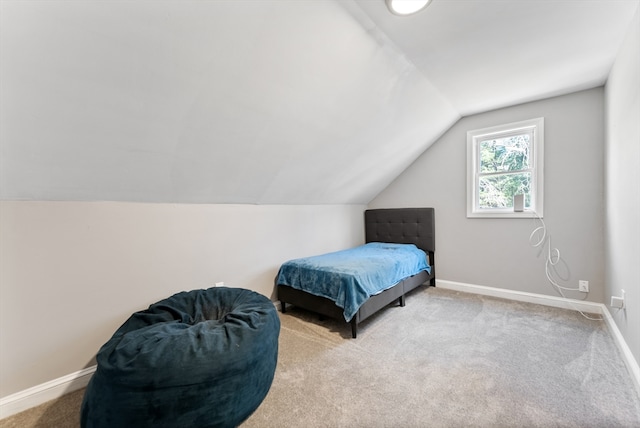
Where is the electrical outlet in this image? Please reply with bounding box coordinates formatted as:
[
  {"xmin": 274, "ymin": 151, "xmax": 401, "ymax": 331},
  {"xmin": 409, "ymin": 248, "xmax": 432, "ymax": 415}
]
[
  {"xmin": 578, "ymin": 280, "xmax": 589, "ymax": 292},
  {"xmin": 611, "ymin": 290, "xmax": 625, "ymax": 309}
]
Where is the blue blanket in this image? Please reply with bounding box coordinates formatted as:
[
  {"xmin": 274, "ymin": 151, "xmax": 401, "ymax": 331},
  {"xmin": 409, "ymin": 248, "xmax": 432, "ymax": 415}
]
[{"xmin": 276, "ymin": 242, "xmax": 430, "ymax": 321}]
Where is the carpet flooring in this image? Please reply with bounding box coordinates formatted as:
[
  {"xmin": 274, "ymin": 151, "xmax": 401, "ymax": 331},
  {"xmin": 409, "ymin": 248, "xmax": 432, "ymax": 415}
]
[{"xmin": 2, "ymin": 286, "xmax": 639, "ymax": 427}]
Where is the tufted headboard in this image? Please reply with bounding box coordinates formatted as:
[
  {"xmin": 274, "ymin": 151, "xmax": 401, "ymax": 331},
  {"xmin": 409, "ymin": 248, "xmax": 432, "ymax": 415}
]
[{"xmin": 364, "ymin": 208, "xmax": 435, "ymax": 256}]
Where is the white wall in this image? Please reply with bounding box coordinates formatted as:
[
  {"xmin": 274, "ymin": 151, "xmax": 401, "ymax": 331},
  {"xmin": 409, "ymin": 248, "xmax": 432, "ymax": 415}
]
[
  {"xmin": 605, "ymin": 9, "xmax": 640, "ymax": 366},
  {"xmin": 0, "ymin": 202, "xmax": 366, "ymax": 397},
  {"xmin": 370, "ymin": 88, "xmax": 605, "ymax": 302}
]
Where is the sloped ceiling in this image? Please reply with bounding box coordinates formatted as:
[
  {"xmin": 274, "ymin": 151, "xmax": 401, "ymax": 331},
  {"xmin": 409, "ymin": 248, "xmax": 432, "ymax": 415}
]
[
  {"xmin": 354, "ymin": 0, "xmax": 640, "ymax": 116},
  {"xmin": 1, "ymin": 0, "xmax": 637, "ymax": 204}
]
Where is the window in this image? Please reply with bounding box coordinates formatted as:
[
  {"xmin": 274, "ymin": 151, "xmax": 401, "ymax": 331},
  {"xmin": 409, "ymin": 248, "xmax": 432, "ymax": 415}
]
[{"xmin": 467, "ymin": 117, "xmax": 544, "ymax": 218}]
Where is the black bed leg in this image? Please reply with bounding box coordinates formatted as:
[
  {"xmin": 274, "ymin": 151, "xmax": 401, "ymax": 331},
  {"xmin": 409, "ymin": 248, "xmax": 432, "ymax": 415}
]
[
  {"xmin": 399, "ymin": 295, "xmax": 406, "ymax": 307},
  {"xmin": 351, "ymin": 320, "xmax": 357, "ymax": 339},
  {"xmin": 280, "ymin": 301, "xmax": 286, "ymax": 313}
]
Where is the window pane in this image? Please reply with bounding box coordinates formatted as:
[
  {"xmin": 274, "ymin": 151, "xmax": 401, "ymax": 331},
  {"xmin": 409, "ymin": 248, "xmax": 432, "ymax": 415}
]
[
  {"xmin": 479, "ymin": 172, "xmax": 531, "ymax": 209},
  {"xmin": 480, "ymin": 134, "xmax": 531, "ymax": 173}
]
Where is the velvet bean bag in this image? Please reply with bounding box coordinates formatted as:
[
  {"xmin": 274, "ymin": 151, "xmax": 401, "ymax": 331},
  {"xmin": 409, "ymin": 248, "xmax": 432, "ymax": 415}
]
[{"xmin": 81, "ymin": 287, "xmax": 280, "ymax": 428}]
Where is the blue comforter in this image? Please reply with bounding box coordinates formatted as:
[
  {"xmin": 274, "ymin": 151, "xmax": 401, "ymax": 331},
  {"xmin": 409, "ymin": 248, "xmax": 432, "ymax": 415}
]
[{"xmin": 276, "ymin": 242, "xmax": 430, "ymax": 321}]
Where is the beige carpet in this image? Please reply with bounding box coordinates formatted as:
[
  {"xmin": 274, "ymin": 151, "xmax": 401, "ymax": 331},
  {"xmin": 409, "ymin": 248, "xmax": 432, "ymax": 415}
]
[
  {"xmin": 0, "ymin": 388, "xmax": 85, "ymax": 428},
  {"xmin": 2, "ymin": 286, "xmax": 640, "ymax": 427}
]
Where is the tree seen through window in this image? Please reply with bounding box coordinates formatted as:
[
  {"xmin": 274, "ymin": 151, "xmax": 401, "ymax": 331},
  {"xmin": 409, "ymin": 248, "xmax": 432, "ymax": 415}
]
[{"xmin": 478, "ymin": 133, "xmax": 532, "ymax": 209}]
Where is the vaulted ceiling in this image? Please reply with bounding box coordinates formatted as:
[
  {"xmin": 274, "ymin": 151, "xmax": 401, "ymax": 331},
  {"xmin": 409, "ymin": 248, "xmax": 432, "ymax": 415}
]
[{"xmin": 1, "ymin": 0, "xmax": 637, "ymax": 204}]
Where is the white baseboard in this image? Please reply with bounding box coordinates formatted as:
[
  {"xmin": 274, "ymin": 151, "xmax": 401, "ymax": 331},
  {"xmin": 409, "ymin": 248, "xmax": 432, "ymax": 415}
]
[
  {"xmin": 0, "ymin": 365, "xmax": 96, "ymax": 420},
  {"xmin": 436, "ymin": 279, "xmax": 604, "ymax": 314},
  {"xmin": 600, "ymin": 305, "xmax": 640, "ymax": 396},
  {"xmin": 436, "ymin": 279, "xmax": 640, "ymax": 397}
]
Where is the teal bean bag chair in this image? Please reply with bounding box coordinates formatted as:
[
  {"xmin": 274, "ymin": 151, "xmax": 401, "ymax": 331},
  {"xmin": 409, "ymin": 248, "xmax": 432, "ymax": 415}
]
[{"xmin": 81, "ymin": 287, "xmax": 280, "ymax": 428}]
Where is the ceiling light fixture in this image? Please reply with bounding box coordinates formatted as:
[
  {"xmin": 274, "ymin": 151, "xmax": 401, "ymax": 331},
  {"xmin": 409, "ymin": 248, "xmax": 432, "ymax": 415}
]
[{"xmin": 385, "ymin": 0, "xmax": 431, "ymax": 16}]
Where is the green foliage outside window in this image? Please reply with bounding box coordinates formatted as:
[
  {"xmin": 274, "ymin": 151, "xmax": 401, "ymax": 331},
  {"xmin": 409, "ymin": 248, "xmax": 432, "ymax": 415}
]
[{"xmin": 478, "ymin": 134, "xmax": 531, "ymax": 209}]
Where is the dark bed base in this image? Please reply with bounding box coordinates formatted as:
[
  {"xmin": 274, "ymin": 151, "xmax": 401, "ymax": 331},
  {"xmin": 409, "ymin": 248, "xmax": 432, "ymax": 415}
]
[
  {"xmin": 277, "ymin": 207, "xmax": 436, "ymax": 339},
  {"xmin": 279, "ymin": 270, "xmax": 431, "ymax": 338}
]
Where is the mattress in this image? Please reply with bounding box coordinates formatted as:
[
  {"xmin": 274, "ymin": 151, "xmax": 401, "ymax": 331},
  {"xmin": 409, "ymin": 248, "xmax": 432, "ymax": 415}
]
[{"xmin": 275, "ymin": 242, "xmax": 430, "ymax": 321}]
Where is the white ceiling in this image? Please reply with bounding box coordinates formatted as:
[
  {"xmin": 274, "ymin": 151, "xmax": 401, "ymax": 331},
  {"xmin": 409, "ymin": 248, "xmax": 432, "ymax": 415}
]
[
  {"xmin": 353, "ymin": 0, "xmax": 640, "ymax": 116},
  {"xmin": 1, "ymin": 0, "xmax": 637, "ymax": 204}
]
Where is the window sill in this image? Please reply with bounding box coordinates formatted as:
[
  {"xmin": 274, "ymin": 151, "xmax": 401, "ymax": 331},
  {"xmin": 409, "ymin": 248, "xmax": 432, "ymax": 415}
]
[{"xmin": 467, "ymin": 210, "xmax": 541, "ymax": 219}]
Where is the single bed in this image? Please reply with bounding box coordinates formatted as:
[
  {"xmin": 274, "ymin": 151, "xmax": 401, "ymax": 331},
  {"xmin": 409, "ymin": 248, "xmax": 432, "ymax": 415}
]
[{"xmin": 277, "ymin": 207, "xmax": 435, "ymax": 338}]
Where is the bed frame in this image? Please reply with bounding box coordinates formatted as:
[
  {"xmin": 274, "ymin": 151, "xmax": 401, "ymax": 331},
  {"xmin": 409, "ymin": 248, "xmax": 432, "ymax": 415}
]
[{"xmin": 278, "ymin": 207, "xmax": 435, "ymax": 338}]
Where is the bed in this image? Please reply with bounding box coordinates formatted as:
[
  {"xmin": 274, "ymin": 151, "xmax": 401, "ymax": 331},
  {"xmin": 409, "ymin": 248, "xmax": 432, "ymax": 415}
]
[{"xmin": 277, "ymin": 207, "xmax": 435, "ymax": 338}]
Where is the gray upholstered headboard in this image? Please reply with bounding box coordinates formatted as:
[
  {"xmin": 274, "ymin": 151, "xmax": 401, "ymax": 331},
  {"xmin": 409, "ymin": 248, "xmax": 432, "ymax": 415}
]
[{"xmin": 364, "ymin": 208, "xmax": 435, "ymax": 255}]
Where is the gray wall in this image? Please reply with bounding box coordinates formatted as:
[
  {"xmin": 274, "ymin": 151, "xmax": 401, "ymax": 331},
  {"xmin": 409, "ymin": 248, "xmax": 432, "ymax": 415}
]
[
  {"xmin": 0, "ymin": 202, "xmax": 366, "ymax": 397},
  {"xmin": 370, "ymin": 88, "xmax": 605, "ymax": 303},
  {"xmin": 605, "ymin": 9, "xmax": 639, "ymax": 366}
]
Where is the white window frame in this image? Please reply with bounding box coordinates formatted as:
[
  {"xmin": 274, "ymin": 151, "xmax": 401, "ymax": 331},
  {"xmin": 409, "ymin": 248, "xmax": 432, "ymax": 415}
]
[{"xmin": 466, "ymin": 117, "xmax": 544, "ymax": 218}]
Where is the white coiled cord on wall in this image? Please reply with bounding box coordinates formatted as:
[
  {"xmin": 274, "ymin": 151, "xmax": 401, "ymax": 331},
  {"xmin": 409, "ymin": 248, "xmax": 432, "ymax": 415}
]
[{"xmin": 529, "ymin": 211, "xmax": 602, "ymax": 321}]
